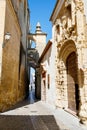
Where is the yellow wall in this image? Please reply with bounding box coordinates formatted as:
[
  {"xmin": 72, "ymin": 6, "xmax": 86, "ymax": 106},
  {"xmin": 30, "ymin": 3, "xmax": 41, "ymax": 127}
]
[{"xmin": 0, "ymin": 0, "xmax": 29, "ymax": 112}]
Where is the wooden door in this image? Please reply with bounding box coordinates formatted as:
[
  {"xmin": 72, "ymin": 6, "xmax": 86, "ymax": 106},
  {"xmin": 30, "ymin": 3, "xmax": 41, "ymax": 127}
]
[{"xmin": 66, "ymin": 52, "xmax": 79, "ymax": 112}]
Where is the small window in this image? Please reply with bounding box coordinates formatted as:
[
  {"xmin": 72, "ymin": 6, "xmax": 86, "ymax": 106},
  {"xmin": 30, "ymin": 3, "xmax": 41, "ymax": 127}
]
[
  {"xmin": 48, "ymin": 74, "xmax": 50, "ymax": 89},
  {"xmin": 56, "ymin": 25, "xmax": 60, "ymax": 35},
  {"xmin": 67, "ymin": 5, "xmax": 72, "ymax": 19}
]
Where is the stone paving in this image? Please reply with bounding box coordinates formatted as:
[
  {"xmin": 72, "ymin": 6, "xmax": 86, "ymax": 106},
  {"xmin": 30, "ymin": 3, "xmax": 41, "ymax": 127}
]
[{"xmin": 0, "ymin": 89, "xmax": 87, "ymax": 130}]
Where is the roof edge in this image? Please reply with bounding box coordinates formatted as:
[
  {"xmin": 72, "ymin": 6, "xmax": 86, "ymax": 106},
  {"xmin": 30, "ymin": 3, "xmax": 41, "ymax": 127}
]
[{"xmin": 50, "ymin": 0, "xmax": 59, "ymax": 21}]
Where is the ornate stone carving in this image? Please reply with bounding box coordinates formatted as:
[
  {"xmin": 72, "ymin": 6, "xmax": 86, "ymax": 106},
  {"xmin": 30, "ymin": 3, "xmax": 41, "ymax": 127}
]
[
  {"xmin": 62, "ymin": 25, "xmax": 75, "ymax": 40},
  {"xmin": 61, "ymin": 13, "xmax": 76, "ymax": 40},
  {"xmin": 75, "ymin": 0, "xmax": 84, "ymax": 12}
]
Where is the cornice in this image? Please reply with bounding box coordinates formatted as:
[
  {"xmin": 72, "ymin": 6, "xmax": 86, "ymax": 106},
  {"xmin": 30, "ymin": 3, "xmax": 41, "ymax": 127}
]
[
  {"xmin": 50, "ymin": 0, "xmax": 65, "ymax": 24},
  {"xmin": 28, "ymin": 33, "xmax": 47, "ymax": 36},
  {"xmin": 50, "ymin": 0, "xmax": 59, "ymax": 21}
]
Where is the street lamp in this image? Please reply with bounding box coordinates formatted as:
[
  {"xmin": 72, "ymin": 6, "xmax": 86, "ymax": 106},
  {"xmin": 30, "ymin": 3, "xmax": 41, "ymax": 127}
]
[
  {"xmin": 5, "ymin": 32, "xmax": 11, "ymax": 40},
  {"xmin": 2, "ymin": 32, "xmax": 11, "ymax": 48}
]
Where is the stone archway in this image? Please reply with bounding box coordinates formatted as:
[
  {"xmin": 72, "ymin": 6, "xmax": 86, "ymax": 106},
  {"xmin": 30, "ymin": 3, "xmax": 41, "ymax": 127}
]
[
  {"xmin": 27, "ymin": 22, "xmax": 47, "ymax": 99},
  {"xmin": 66, "ymin": 52, "xmax": 79, "ymax": 112},
  {"xmin": 58, "ymin": 40, "xmax": 80, "ymax": 113}
]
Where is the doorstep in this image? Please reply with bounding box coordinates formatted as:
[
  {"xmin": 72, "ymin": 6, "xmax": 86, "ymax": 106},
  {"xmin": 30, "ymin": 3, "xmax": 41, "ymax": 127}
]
[{"xmin": 64, "ymin": 108, "xmax": 78, "ymax": 118}]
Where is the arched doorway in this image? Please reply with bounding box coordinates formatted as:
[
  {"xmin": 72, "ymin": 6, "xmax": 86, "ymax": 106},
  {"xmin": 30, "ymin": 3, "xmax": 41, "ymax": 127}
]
[
  {"xmin": 58, "ymin": 40, "xmax": 80, "ymax": 114},
  {"xmin": 66, "ymin": 52, "xmax": 79, "ymax": 113}
]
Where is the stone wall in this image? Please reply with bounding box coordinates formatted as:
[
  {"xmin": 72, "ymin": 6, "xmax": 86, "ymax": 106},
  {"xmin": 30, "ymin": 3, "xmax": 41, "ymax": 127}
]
[
  {"xmin": 0, "ymin": 0, "xmax": 29, "ymax": 112},
  {"xmin": 0, "ymin": 0, "xmax": 21, "ymax": 111},
  {"xmin": 50, "ymin": 0, "xmax": 87, "ymax": 125}
]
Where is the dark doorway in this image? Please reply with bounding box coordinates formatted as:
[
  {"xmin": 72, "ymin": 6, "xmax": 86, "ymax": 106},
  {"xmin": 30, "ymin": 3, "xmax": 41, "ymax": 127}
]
[{"xmin": 75, "ymin": 84, "xmax": 80, "ymax": 111}]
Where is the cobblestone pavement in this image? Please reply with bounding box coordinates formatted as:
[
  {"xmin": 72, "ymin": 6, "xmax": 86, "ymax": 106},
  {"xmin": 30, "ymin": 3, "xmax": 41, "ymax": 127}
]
[{"xmin": 0, "ymin": 89, "xmax": 87, "ymax": 130}]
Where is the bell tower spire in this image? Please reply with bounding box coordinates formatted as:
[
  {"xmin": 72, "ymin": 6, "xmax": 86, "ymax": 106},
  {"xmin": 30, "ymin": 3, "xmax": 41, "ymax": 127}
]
[{"xmin": 35, "ymin": 22, "xmax": 42, "ymax": 34}]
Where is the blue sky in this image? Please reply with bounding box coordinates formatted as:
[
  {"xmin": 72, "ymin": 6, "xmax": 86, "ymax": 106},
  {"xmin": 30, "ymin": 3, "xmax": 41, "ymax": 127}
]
[{"xmin": 28, "ymin": 0, "xmax": 57, "ymax": 42}]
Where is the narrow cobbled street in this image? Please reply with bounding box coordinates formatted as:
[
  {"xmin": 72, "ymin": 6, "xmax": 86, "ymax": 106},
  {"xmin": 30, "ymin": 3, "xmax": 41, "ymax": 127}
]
[
  {"xmin": 0, "ymin": 89, "xmax": 61, "ymax": 130},
  {"xmin": 0, "ymin": 89, "xmax": 87, "ymax": 130}
]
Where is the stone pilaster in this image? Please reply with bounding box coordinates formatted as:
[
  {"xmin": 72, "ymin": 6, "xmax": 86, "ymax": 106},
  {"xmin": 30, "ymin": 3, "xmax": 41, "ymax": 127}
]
[
  {"xmin": 56, "ymin": 59, "xmax": 68, "ymax": 108},
  {"xmin": 78, "ymin": 47, "xmax": 87, "ymax": 125}
]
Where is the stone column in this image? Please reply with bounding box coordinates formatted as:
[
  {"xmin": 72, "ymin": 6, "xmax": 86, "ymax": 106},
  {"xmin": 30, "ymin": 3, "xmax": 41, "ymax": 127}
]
[
  {"xmin": 75, "ymin": 1, "xmax": 87, "ymax": 124},
  {"xmin": 76, "ymin": 1, "xmax": 85, "ymax": 42},
  {"xmin": 78, "ymin": 47, "xmax": 87, "ymax": 125},
  {"xmin": 71, "ymin": 0, "xmax": 76, "ymax": 26},
  {"xmin": 56, "ymin": 59, "xmax": 68, "ymax": 108}
]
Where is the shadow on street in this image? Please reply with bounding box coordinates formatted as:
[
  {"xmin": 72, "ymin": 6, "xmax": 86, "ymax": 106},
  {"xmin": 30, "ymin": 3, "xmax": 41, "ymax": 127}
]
[
  {"xmin": 7, "ymin": 89, "xmax": 39, "ymax": 111},
  {"xmin": 0, "ymin": 89, "xmax": 61, "ymax": 130},
  {"xmin": 0, "ymin": 115, "xmax": 60, "ymax": 130}
]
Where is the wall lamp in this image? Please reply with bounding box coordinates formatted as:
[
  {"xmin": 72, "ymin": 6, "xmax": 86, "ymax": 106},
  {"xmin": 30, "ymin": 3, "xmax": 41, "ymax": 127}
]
[{"xmin": 2, "ymin": 32, "xmax": 11, "ymax": 48}]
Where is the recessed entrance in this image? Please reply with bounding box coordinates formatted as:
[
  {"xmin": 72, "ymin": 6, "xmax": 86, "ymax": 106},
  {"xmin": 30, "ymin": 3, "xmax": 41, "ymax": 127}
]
[{"xmin": 66, "ymin": 52, "xmax": 79, "ymax": 113}]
